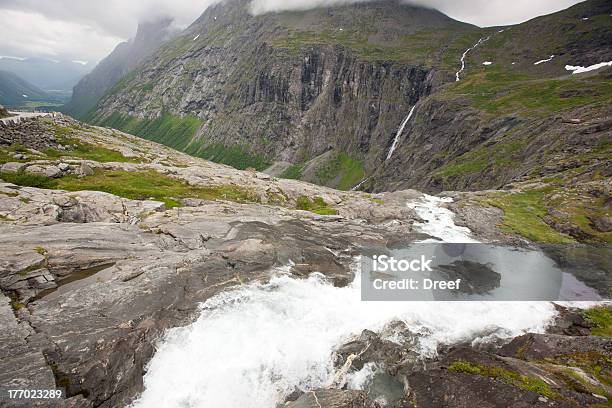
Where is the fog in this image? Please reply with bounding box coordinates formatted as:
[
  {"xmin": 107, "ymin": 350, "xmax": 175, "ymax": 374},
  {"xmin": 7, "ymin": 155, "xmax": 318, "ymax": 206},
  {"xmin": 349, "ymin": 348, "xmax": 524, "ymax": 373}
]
[
  {"xmin": 249, "ymin": 0, "xmax": 584, "ymax": 27},
  {"xmin": 0, "ymin": 0, "xmax": 584, "ymax": 62}
]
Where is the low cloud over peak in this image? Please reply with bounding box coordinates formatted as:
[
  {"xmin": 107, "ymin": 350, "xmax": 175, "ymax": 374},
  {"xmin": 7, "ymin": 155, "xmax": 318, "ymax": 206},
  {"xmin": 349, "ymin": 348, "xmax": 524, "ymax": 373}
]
[
  {"xmin": 0, "ymin": 0, "xmax": 584, "ymax": 63},
  {"xmin": 248, "ymin": 0, "xmax": 584, "ymax": 27}
]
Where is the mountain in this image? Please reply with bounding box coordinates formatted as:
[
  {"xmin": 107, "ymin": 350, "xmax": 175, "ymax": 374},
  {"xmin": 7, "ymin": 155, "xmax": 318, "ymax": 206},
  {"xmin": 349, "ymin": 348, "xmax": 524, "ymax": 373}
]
[
  {"xmin": 368, "ymin": 0, "xmax": 612, "ymax": 193},
  {"xmin": 86, "ymin": 0, "xmax": 610, "ymax": 196},
  {"xmin": 0, "ymin": 57, "xmax": 91, "ymax": 93},
  {"xmin": 0, "ymin": 70, "xmax": 55, "ymax": 106},
  {"xmin": 87, "ymin": 0, "xmax": 477, "ymax": 173},
  {"xmin": 63, "ymin": 18, "xmax": 178, "ymax": 119}
]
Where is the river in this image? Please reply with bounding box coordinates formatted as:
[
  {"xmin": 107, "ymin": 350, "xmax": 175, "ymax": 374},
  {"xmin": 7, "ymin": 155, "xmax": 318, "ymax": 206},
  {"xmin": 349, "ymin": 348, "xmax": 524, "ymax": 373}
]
[{"xmin": 130, "ymin": 195, "xmax": 563, "ymax": 408}]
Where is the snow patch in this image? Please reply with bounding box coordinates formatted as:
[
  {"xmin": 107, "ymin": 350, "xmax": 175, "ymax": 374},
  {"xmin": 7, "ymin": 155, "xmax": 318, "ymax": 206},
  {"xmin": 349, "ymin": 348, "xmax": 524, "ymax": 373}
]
[
  {"xmin": 193, "ymin": 34, "xmax": 200, "ymax": 41},
  {"xmin": 22, "ymin": 94, "xmax": 28, "ymax": 98},
  {"xmin": 534, "ymin": 55, "xmax": 555, "ymax": 65},
  {"xmin": 565, "ymin": 61, "xmax": 612, "ymax": 74},
  {"xmin": 482, "ymin": 61, "xmax": 492, "ymax": 66}
]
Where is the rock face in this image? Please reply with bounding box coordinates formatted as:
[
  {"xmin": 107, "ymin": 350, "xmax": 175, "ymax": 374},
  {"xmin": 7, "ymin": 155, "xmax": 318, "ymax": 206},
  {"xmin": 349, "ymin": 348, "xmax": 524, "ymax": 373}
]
[
  {"xmin": 325, "ymin": 307, "xmax": 612, "ymax": 408},
  {"xmin": 0, "ymin": 104, "xmax": 10, "ymax": 118},
  {"xmin": 0, "ymin": 116, "xmax": 429, "ymax": 407},
  {"xmin": 368, "ymin": 97, "xmax": 612, "ymax": 194},
  {"xmin": 63, "ymin": 18, "xmax": 178, "ymax": 119},
  {"xmin": 89, "ymin": 0, "xmax": 474, "ymax": 187},
  {"xmin": 286, "ymin": 390, "xmax": 379, "ymax": 408},
  {"xmin": 85, "ymin": 0, "xmax": 610, "ymax": 193}
]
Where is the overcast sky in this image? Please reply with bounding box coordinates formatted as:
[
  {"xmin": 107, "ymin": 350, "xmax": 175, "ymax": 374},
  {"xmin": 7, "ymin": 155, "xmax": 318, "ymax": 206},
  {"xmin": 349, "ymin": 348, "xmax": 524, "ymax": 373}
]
[{"xmin": 0, "ymin": 0, "xmax": 584, "ymax": 64}]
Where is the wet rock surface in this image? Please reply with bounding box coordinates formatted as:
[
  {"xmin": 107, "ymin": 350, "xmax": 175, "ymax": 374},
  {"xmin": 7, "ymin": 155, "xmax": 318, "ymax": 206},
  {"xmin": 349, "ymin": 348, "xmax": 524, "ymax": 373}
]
[
  {"xmin": 1, "ymin": 117, "xmax": 609, "ymax": 407},
  {"xmin": 0, "ymin": 193, "xmax": 416, "ymax": 407},
  {"xmin": 0, "ymin": 118, "xmax": 430, "ymax": 407},
  {"xmin": 285, "ymin": 389, "xmax": 379, "ymax": 408},
  {"xmin": 323, "ymin": 305, "xmax": 611, "ymax": 408},
  {"xmin": 433, "ymin": 260, "xmax": 501, "ymax": 295}
]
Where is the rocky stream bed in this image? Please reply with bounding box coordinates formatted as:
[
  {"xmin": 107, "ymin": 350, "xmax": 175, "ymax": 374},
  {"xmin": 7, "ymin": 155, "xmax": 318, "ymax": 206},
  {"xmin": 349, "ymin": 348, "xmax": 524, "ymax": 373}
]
[{"xmin": 0, "ymin": 117, "xmax": 609, "ymax": 407}]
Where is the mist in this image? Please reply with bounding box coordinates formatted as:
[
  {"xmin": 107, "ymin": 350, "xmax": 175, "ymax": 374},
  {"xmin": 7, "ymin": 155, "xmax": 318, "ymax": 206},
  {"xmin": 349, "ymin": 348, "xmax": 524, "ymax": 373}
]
[
  {"xmin": 248, "ymin": 0, "xmax": 585, "ymax": 27},
  {"xmin": 0, "ymin": 0, "xmax": 584, "ymax": 62}
]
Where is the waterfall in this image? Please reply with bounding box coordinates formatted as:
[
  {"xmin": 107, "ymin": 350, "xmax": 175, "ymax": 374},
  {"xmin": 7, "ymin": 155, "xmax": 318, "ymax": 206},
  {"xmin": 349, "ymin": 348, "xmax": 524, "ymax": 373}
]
[
  {"xmin": 351, "ymin": 177, "xmax": 371, "ymax": 191},
  {"xmin": 386, "ymin": 105, "xmax": 416, "ymax": 161},
  {"xmin": 456, "ymin": 36, "xmax": 490, "ymax": 81},
  {"xmin": 130, "ymin": 195, "xmax": 559, "ymax": 408}
]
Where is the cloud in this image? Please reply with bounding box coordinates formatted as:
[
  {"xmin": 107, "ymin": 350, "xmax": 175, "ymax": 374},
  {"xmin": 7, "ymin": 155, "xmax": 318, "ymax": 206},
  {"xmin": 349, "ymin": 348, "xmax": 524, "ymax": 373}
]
[
  {"xmin": 0, "ymin": 0, "xmax": 585, "ymax": 62},
  {"xmin": 0, "ymin": 9, "xmax": 122, "ymax": 62},
  {"xmin": 249, "ymin": 0, "xmax": 585, "ymax": 27},
  {"xmin": 0, "ymin": 0, "xmax": 221, "ymax": 62}
]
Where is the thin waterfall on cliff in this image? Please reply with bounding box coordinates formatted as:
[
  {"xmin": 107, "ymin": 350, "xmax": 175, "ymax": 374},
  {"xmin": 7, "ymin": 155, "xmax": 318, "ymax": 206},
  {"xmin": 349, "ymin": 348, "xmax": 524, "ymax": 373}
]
[
  {"xmin": 456, "ymin": 36, "xmax": 490, "ymax": 81},
  {"xmin": 386, "ymin": 105, "xmax": 416, "ymax": 161}
]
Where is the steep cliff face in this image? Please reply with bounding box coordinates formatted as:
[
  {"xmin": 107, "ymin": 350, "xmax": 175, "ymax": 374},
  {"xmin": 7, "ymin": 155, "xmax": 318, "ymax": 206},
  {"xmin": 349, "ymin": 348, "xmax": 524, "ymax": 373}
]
[
  {"xmin": 89, "ymin": 0, "xmax": 610, "ymax": 193},
  {"xmin": 367, "ymin": 0, "xmax": 612, "ymax": 193},
  {"xmin": 64, "ymin": 18, "xmax": 177, "ymax": 119},
  {"xmin": 89, "ymin": 0, "xmax": 478, "ymax": 184}
]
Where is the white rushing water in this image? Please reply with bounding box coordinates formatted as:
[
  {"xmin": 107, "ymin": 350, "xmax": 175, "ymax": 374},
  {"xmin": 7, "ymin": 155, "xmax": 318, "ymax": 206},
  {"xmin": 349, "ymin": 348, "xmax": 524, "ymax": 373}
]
[
  {"xmin": 456, "ymin": 36, "xmax": 490, "ymax": 81},
  {"xmin": 132, "ymin": 193, "xmax": 558, "ymax": 408},
  {"xmin": 351, "ymin": 176, "xmax": 371, "ymax": 191},
  {"xmin": 386, "ymin": 105, "xmax": 416, "ymax": 161},
  {"xmin": 407, "ymin": 195, "xmax": 478, "ymax": 243}
]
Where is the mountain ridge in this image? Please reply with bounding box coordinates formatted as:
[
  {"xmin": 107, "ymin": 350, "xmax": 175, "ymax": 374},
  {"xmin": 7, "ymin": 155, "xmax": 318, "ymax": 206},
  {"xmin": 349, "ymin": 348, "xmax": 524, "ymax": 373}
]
[
  {"xmin": 83, "ymin": 0, "xmax": 610, "ymax": 203},
  {"xmin": 0, "ymin": 70, "xmax": 55, "ymax": 107},
  {"xmin": 63, "ymin": 18, "xmax": 178, "ymax": 119}
]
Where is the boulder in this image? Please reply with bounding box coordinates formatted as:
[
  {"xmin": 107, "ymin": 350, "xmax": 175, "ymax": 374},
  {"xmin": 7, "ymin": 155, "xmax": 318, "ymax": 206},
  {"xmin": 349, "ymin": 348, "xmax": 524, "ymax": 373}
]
[
  {"xmin": 79, "ymin": 163, "xmax": 94, "ymax": 177},
  {"xmin": 589, "ymin": 215, "xmax": 612, "ymax": 232},
  {"xmin": 1, "ymin": 162, "xmax": 27, "ymax": 173},
  {"xmin": 285, "ymin": 390, "xmax": 378, "ymax": 408},
  {"xmin": 25, "ymin": 164, "xmax": 62, "ymax": 178}
]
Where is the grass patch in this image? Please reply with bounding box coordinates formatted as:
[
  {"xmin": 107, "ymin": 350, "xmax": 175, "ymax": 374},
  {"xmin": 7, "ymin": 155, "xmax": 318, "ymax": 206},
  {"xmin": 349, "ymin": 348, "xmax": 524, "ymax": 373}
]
[
  {"xmin": 449, "ymin": 361, "xmax": 557, "ymax": 399},
  {"xmin": 0, "ymin": 171, "xmax": 58, "ymax": 189},
  {"xmin": 296, "ymin": 196, "xmax": 338, "ymax": 215},
  {"xmin": 280, "ymin": 164, "xmax": 305, "ymax": 180},
  {"xmin": 195, "ymin": 143, "xmax": 270, "ymax": 171},
  {"xmin": 446, "ymin": 68, "xmax": 612, "ymax": 116},
  {"xmin": 95, "ymin": 113, "xmax": 271, "ymax": 171},
  {"xmin": 560, "ymin": 367, "xmax": 611, "ymax": 400},
  {"xmin": 315, "ymin": 152, "xmax": 365, "ymax": 191},
  {"xmin": 44, "ymin": 141, "xmax": 140, "ymax": 164},
  {"xmin": 545, "ymin": 352, "xmax": 612, "ymax": 389},
  {"xmin": 272, "ymin": 26, "xmax": 478, "ymax": 67},
  {"xmin": 432, "ymin": 133, "xmax": 525, "ymax": 181},
  {"xmin": 96, "ymin": 112, "xmax": 202, "ymax": 152},
  {"xmin": 2, "ymin": 169, "xmax": 260, "ymax": 209},
  {"xmin": 584, "ymin": 306, "xmax": 612, "ymax": 337},
  {"xmin": 1, "ymin": 122, "xmax": 141, "ymax": 164},
  {"xmin": 481, "ymin": 188, "xmax": 575, "ymax": 244}
]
